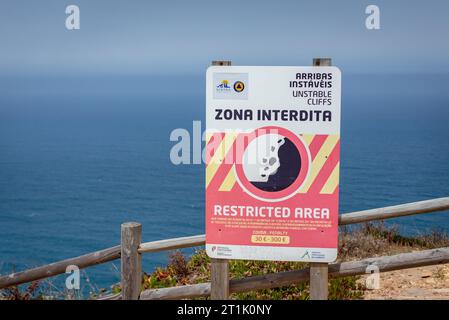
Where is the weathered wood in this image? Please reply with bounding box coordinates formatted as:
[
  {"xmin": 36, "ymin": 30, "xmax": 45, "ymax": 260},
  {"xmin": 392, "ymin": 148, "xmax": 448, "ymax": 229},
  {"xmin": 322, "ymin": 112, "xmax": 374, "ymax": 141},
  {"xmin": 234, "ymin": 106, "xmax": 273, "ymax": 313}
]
[
  {"xmin": 209, "ymin": 59, "xmax": 231, "ymax": 300},
  {"xmin": 0, "ymin": 245, "xmax": 120, "ymax": 289},
  {"xmin": 97, "ymin": 292, "xmax": 122, "ymax": 300},
  {"xmin": 328, "ymin": 247, "xmax": 449, "ymax": 277},
  {"xmin": 234, "ymin": 247, "xmax": 449, "ymax": 292},
  {"xmin": 138, "ymin": 234, "xmax": 205, "ymax": 253},
  {"xmin": 309, "ymin": 263, "xmax": 328, "ymax": 300},
  {"xmin": 121, "ymin": 222, "xmax": 142, "ymax": 300},
  {"xmin": 140, "ymin": 283, "xmax": 211, "ymax": 300},
  {"xmin": 230, "ymin": 267, "xmax": 309, "ymax": 293},
  {"xmin": 313, "ymin": 58, "xmax": 332, "ymax": 66},
  {"xmin": 308, "ymin": 57, "xmax": 332, "ymax": 300},
  {"xmin": 212, "ymin": 60, "xmax": 232, "ymax": 66},
  {"xmin": 139, "ymin": 247, "xmax": 449, "ymax": 300},
  {"xmin": 210, "ymin": 258, "xmax": 230, "ymax": 299},
  {"xmin": 339, "ymin": 197, "xmax": 449, "ymax": 225},
  {"xmin": 2, "ymin": 197, "xmax": 448, "ymax": 289}
]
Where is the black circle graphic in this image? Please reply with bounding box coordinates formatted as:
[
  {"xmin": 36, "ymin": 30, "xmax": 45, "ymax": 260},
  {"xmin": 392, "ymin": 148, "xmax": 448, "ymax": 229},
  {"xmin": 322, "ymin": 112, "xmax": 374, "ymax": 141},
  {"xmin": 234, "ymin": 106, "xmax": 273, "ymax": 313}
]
[
  {"xmin": 233, "ymin": 81, "xmax": 245, "ymax": 92},
  {"xmin": 250, "ymin": 138, "xmax": 301, "ymax": 192}
]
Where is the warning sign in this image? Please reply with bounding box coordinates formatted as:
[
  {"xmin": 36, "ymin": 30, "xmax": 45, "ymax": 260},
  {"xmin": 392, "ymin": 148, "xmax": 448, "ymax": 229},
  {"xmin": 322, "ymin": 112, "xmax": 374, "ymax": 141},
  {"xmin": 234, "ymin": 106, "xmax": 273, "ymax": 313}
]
[{"xmin": 205, "ymin": 66, "xmax": 341, "ymax": 262}]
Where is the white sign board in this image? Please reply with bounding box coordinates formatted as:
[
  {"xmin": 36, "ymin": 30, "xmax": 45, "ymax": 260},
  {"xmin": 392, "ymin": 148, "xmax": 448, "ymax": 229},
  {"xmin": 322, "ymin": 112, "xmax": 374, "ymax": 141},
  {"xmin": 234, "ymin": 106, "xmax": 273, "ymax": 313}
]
[{"xmin": 205, "ymin": 66, "xmax": 341, "ymax": 262}]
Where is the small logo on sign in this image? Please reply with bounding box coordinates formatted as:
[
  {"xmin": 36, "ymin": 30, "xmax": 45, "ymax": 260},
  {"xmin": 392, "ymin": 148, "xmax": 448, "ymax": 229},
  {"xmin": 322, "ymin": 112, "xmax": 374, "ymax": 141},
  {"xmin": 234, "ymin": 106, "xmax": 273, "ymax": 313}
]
[
  {"xmin": 233, "ymin": 81, "xmax": 245, "ymax": 93},
  {"xmin": 301, "ymin": 250, "xmax": 311, "ymax": 259},
  {"xmin": 216, "ymin": 80, "xmax": 231, "ymax": 91},
  {"xmin": 213, "ymin": 73, "xmax": 248, "ymax": 100}
]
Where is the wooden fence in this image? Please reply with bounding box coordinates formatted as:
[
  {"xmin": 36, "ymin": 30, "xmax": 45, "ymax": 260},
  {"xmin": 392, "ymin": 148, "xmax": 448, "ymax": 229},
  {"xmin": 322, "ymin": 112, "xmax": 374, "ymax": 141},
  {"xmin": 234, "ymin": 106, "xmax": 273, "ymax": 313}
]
[{"xmin": 0, "ymin": 197, "xmax": 448, "ymax": 300}]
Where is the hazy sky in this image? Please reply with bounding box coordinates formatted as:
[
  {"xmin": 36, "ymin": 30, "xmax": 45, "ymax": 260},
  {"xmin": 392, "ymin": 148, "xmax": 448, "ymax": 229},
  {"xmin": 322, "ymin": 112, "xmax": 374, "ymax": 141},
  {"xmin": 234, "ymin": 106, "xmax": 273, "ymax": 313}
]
[{"xmin": 1, "ymin": 0, "xmax": 448, "ymax": 75}]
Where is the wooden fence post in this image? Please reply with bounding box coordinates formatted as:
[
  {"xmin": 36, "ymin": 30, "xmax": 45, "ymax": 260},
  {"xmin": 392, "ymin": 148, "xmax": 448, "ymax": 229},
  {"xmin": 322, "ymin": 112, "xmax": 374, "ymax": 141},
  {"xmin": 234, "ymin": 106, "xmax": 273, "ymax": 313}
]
[
  {"xmin": 121, "ymin": 222, "xmax": 142, "ymax": 300},
  {"xmin": 210, "ymin": 258, "xmax": 230, "ymax": 299},
  {"xmin": 309, "ymin": 263, "xmax": 329, "ymax": 300},
  {"xmin": 309, "ymin": 57, "xmax": 332, "ymax": 300},
  {"xmin": 209, "ymin": 60, "xmax": 231, "ymax": 300}
]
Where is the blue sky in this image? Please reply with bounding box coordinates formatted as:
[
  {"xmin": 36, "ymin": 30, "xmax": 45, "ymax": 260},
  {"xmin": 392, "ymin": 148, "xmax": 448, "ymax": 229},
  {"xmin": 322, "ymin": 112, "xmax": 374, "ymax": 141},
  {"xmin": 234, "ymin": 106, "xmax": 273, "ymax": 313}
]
[{"xmin": 0, "ymin": 0, "xmax": 448, "ymax": 75}]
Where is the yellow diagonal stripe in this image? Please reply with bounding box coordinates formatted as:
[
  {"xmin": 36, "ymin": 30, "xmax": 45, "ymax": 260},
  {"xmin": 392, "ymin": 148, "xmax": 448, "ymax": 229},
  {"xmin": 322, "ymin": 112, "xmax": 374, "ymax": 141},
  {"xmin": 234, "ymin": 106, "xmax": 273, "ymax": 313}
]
[
  {"xmin": 219, "ymin": 166, "xmax": 236, "ymax": 191},
  {"xmin": 302, "ymin": 134, "xmax": 315, "ymax": 146},
  {"xmin": 205, "ymin": 132, "xmax": 213, "ymax": 144},
  {"xmin": 206, "ymin": 133, "xmax": 237, "ymax": 188},
  {"xmin": 299, "ymin": 135, "xmax": 339, "ymax": 193},
  {"xmin": 320, "ymin": 161, "xmax": 340, "ymax": 194}
]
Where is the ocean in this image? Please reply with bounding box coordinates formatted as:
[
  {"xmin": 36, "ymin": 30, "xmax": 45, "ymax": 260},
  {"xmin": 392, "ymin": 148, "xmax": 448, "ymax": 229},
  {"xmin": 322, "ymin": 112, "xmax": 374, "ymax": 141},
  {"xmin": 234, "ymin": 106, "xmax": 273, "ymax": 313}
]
[{"xmin": 0, "ymin": 73, "xmax": 448, "ymax": 295}]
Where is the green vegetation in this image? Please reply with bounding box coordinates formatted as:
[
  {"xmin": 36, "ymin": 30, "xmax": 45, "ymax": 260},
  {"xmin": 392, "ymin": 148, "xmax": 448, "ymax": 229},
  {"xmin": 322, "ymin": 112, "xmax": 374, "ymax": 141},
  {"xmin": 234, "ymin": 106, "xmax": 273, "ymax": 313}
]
[
  {"xmin": 143, "ymin": 249, "xmax": 364, "ymax": 300},
  {"xmin": 2, "ymin": 222, "xmax": 448, "ymax": 300},
  {"xmin": 142, "ymin": 222, "xmax": 449, "ymax": 300}
]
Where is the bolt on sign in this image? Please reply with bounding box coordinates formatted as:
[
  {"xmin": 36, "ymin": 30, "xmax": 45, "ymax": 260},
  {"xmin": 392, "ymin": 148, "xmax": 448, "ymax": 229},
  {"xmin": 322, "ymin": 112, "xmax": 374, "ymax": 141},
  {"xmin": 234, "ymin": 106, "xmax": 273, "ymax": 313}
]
[{"xmin": 205, "ymin": 66, "xmax": 341, "ymax": 262}]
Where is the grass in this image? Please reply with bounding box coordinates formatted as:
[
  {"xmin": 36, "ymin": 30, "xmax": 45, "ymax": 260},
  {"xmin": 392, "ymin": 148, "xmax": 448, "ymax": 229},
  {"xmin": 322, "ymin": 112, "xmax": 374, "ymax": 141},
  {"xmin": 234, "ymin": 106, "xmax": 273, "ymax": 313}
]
[
  {"xmin": 339, "ymin": 222, "xmax": 449, "ymax": 260},
  {"xmin": 0, "ymin": 281, "xmax": 40, "ymax": 300},
  {"xmin": 0, "ymin": 263, "xmax": 120, "ymax": 300},
  {"xmin": 142, "ymin": 249, "xmax": 364, "ymax": 300},
  {"xmin": 2, "ymin": 222, "xmax": 448, "ymax": 300},
  {"xmin": 142, "ymin": 222, "xmax": 449, "ymax": 300}
]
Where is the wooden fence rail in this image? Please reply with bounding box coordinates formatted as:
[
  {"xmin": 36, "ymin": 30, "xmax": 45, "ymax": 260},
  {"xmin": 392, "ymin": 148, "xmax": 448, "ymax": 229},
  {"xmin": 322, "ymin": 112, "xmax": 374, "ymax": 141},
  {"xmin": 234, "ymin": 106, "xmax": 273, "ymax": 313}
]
[
  {"xmin": 139, "ymin": 247, "xmax": 449, "ymax": 300},
  {"xmin": 0, "ymin": 246, "xmax": 121, "ymax": 290},
  {"xmin": 1, "ymin": 197, "xmax": 448, "ymax": 293},
  {"xmin": 138, "ymin": 234, "xmax": 205, "ymax": 254},
  {"xmin": 338, "ymin": 197, "xmax": 449, "ymax": 225}
]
